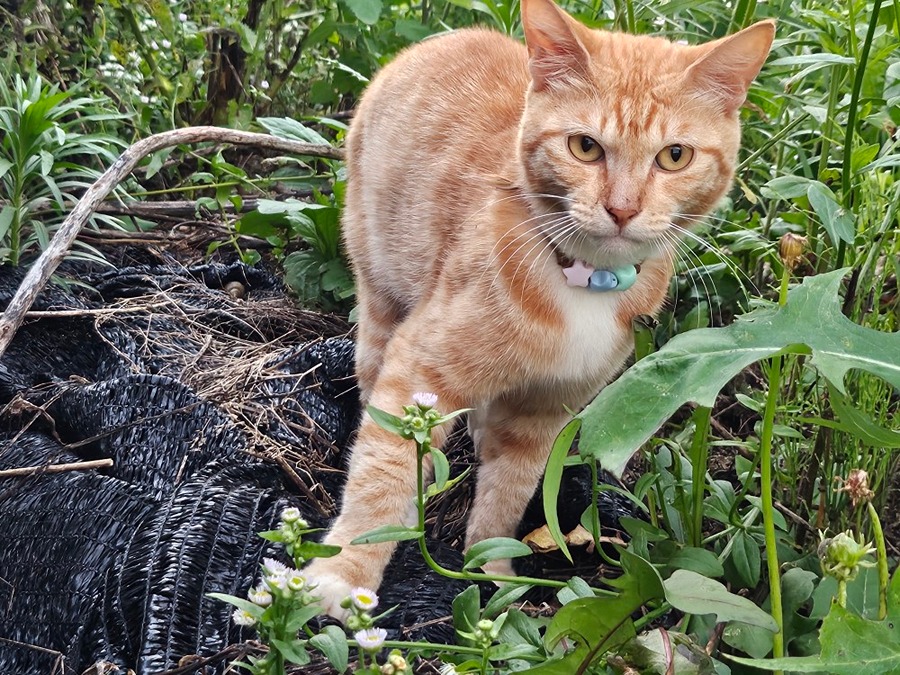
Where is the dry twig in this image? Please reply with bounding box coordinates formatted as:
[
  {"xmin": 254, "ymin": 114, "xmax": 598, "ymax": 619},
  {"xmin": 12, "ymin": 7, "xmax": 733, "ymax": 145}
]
[
  {"xmin": 0, "ymin": 126, "xmax": 342, "ymax": 359},
  {"xmin": 0, "ymin": 458, "xmax": 114, "ymax": 479}
]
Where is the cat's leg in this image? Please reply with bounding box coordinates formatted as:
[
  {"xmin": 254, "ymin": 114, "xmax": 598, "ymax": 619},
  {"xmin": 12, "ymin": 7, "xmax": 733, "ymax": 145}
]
[
  {"xmin": 304, "ymin": 365, "xmax": 464, "ymax": 619},
  {"xmin": 465, "ymin": 406, "xmax": 571, "ymax": 576},
  {"xmin": 353, "ymin": 284, "xmax": 404, "ymax": 404}
]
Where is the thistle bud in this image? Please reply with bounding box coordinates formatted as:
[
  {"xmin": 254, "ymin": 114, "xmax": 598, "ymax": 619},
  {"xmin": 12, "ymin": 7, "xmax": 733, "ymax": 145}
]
[
  {"xmin": 818, "ymin": 530, "xmax": 875, "ymax": 582},
  {"xmin": 779, "ymin": 233, "xmax": 807, "ymax": 271}
]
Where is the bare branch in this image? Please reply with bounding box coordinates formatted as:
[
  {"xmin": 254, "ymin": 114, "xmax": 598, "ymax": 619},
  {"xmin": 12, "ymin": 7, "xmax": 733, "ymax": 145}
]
[{"xmin": 0, "ymin": 126, "xmax": 343, "ymax": 359}]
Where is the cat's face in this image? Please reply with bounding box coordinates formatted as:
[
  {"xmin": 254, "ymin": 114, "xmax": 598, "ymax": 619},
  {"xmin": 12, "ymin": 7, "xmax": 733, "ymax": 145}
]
[{"xmin": 516, "ymin": 0, "xmax": 774, "ymax": 268}]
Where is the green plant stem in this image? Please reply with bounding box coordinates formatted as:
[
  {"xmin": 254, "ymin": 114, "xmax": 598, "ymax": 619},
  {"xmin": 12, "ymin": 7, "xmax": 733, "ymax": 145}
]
[
  {"xmin": 838, "ymin": 0, "xmax": 883, "ymax": 269},
  {"xmin": 837, "ymin": 579, "xmax": 847, "ymax": 607},
  {"xmin": 590, "ymin": 458, "xmax": 622, "ymax": 567},
  {"xmin": 414, "ymin": 446, "xmax": 571, "ymax": 590},
  {"xmin": 633, "ymin": 602, "xmax": 672, "ymax": 630},
  {"xmin": 757, "ymin": 265, "xmax": 791, "ymax": 671},
  {"xmin": 689, "ymin": 406, "xmax": 712, "ymax": 548},
  {"xmin": 867, "ymin": 501, "xmax": 889, "ymax": 620}
]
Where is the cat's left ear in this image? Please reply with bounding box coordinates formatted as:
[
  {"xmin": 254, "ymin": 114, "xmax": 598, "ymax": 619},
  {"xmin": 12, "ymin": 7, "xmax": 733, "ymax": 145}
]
[{"xmin": 685, "ymin": 20, "xmax": 776, "ymax": 113}]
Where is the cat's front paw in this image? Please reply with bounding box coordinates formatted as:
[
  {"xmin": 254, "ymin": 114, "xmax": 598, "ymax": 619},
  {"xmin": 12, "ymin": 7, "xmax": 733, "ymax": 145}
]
[{"xmin": 305, "ymin": 561, "xmax": 356, "ymax": 622}]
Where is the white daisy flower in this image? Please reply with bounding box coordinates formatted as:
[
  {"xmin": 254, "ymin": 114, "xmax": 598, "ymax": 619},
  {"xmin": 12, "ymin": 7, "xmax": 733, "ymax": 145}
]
[
  {"xmin": 232, "ymin": 609, "xmax": 256, "ymax": 626},
  {"xmin": 350, "ymin": 587, "xmax": 379, "ymax": 611},
  {"xmin": 412, "ymin": 392, "xmax": 438, "ymax": 408},
  {"xmin": 354, "ymin": 627, "xmax": 387, "ymax": 650},
  {"xmin": 248, "ymin": 586, "xmax": 272, "ymax": 607}
]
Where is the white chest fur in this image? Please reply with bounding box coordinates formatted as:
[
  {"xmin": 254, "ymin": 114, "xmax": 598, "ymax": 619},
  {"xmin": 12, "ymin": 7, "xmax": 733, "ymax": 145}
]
[{"xmin": 555, "ymin": 284, "xmax": 633, "ymax": 386}]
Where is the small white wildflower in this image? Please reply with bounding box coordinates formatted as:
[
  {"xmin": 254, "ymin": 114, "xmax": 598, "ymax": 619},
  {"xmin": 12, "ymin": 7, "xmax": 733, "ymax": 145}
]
[
  {"xmin": 355, "ymin": 627, "xmax": 387, "ymax": 650},
  {"xmin": 161, "ymin": 39, "xmax": 171, "ymax": 49},
  {"xmin": 267, "ymin": 573, "xmax": 288, "ymax": 592},
  {"xmin": 262, "ymin": 557, "xmax": 289, "ymax": 577},
  {"xmin": 412, "ymin": 392, "xmax": 438, "ymax": 408},
  {"xmin": 287, "ymin": 572, "xmax": 306, "ymax": 592},
  {"xmin": 232, "ymin": 608, "xmax": 256, "ymax": 626},
  {"xmin": 194, "ymin": 68, "xmax": 204, "ymax": 79},
  {"xmin": 260, "ymin": 79, "xmax": 269, "ymax": 90},
  {"xmin": 178, "ymin": 12, "xmax": 188, "ymax": 21},
  {"xmin": 439, "ymin": 663, "xmax": 458, "ymax": 675},
  {"xmin": 139, "ymin": 95, "xmax": 150, "ymax": 104},
  {"xmin": 248, "ymin": 586, "xmax": 272, "ymax": 607},
  {"xmin": 150, "ymin": 40, "xmax": 159, "ymax": 50},
  {"xmin": 350, "ymin": 587, "xmax": 379, "ymax": 611},
  {"xmin": 281, "ymin": 506, "xmax": 304, "ymax": 525}
]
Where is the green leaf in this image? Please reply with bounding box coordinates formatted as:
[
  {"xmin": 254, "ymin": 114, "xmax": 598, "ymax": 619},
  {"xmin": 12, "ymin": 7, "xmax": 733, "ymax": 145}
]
[
  {"xmin": 452, "ymin": 585, "xmax": 481, "ymax": 644},
  {"xmin": 285, "ymin": 604, "xmax": 326, "ymax": 632},
  {"xmin": 729, "ymin": 530, "xmax": 761, "ymax": 589},
  {"xmin": 351, "ymin": 524, "xmax": 423, "ymax": 544},
  {"xmin": 431, "ymin": 447, "xmax": 450, "ymax": 492},
  {"xmin": 498, "ymin": 607, "xmax": 543, "ymax": 649},
  {"xmin": 618, "ymin": 631, "xmax": 718, "ymax": 674},
  {"xmin": 483, "ymin": 581, "xmax": 532, "ymax": 619},
  {"xmin": 206, "ymin": 593, "xmax": 265, "ymax": 618},
  {"xmin": 577, "ymin": 270, "xmax": 900, "ymax": 476},
  {"xmin": 664, "ymin": 570, "xmax": 778, "ymax": 631},
  {"xmin": 295, "ymin": 541, "xmax": 341, "ymax": 559},
  {"xmin": 257, "ymin": 117, "xmax": 331, "ymax": 146},
  {"xmin": 728, "ymin": 604, "xmax": 900, "ymax": 673},
  {"xmin": 807, "ymin": 181, "xmax": 855, "ymax": 245},
  {"xmin": 342, "ymin": 0, "xmax": 382, "ymax": 24},
  {"xmin": 827, "ymin": 382, "xmax": 900, "ymax": 448},
  {"xmin": 271, "ymin": 638, "xmax": 311, "ymax": 665},
  {"xmin": 463, "ymin": 537, "xmax": 532, "ymax": 571},
  {"xmin": 0, "ymin": 206, "xmax": 14, "ymax": 241},
  {"xmin": 366, "ymin": 404, "xmax": 405, "ymax": 436},
  {"xmin": 760, "ymin": 175, "xmax": 811, "ymax": 200},
  {"xmin": 543, "ymin": 595, "xmax": 638, "ymax": 663},
  {"xmin": 309, "ymin": 625, "xmax": 349, "ymax": 672},
  {"xmin": 665, "ymin": 546, "xmax": 725, "ymax": 578},
  {"xmin": 488, "ymin": 642, "xmax": 541, "ymax": 661},
  {"xmin": 543, "ymin": 418, "xmax": 581, "ymax": 562}
]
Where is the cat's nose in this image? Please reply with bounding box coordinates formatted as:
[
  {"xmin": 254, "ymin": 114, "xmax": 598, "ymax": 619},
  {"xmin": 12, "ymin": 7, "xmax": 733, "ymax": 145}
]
[{"xmin": 607, "ymin": 206, "xmax": 639, "ymax": 227}]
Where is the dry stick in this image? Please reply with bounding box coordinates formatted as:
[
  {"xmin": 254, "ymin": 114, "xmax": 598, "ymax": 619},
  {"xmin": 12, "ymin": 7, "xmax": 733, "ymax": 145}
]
[
  {"xmin": 0, "ymin": 126, "xmax": 344, "ymax": 360},
  {"xmin": 0, "ymin": 458, "xmax": 114, "ymax": 478}
]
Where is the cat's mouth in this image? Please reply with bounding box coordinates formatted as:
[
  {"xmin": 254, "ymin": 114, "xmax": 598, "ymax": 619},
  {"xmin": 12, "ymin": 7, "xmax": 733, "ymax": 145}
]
[{"xmin": 546, "ymin": 225, "xmax": 656, "ymax": 270}]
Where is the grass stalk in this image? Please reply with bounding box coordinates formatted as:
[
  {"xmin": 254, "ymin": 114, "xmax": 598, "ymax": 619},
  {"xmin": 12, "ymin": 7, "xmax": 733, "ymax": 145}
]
[
  {"xmin": 689, "ymin": 406, "xmax": 712, "ymax": 548},
  {"xmin": 867, "ymin": 501, "xmax": 889, "ymax": 620},
  {"xmin": 838, "ymin": 0, "xmax": 883, "ymax": 268}
]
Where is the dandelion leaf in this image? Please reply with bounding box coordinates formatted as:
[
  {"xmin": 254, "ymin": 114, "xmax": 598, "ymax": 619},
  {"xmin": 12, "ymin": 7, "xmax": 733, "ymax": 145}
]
[{"xmin": 577, "ymin": 269, "xmax": 899, "ymax": 476}]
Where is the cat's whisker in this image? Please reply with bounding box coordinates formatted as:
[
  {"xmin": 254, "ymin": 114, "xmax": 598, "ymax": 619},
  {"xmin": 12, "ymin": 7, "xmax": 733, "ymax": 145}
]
[
  {"xmin": 485, "ymin": 216, "xmax": 575, "ymax": 291},
  {"xmin": 663, "ymin": 231, "xmax": 722, "ymax": 327},
  {"xmin": 507, "ymin": 218, "xmax": 581, "ymax": 288},
  {"xmin": 482, "ymin": 212, "xmax": 565, "ymax": 276},
  {"xmin": 521, "ymin": 219, "xmax": 584, "ymax": 282},
  {"xmin": 668, "ymin": 222, "xmax": 761, "ymax": 299}
]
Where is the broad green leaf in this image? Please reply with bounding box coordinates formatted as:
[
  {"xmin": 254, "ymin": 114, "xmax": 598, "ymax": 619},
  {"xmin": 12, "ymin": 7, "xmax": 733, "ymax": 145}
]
[
  {"xmin": 342, "ymin": 0, "xmax": 382, "ymax": 24},
  {"xmin": 664, "ymin": 570, "xmax": 778, "ymax": 631},
  {"xmin": 463, "ymin": 537, "xmax": 532, "ymax": 571},
  {"xmin": 542, "ymin": 418, "xmax": 581, "ymax": 562},
  {"xmin": 498, "ymin": 607, "xmax": 543, "ymax": 649},
  {"xmin": 257, "ymin": 117, "xmax": 332, "ymax": 146},
  {"xmin": 488, "ymin": 643, "xmax": 541, "ymax": 661},
  {"xmin": 542, "ymin": 595, "xmax": 637, "ymax": 668},
  {"xmin": 728, "ymin": 605, "xmax": 900, "ymax": 673},
  {"xmin": 577, "ymin": 270, "xmax": 900, "ymax": 476},
  {"xmin": 760, "ymin": 175, "xmax": 811, "ymax": 200},
  {"xmin": 309, "ymin": 625, "xmax": 349, "ymax": 672},
  {"xmin": 826, "ymin": 383, "xmax": 900, "ymax": 448},
  {"xmin": 351, "ymin": 524, "xmax": 422, "ymax": 544},
  {"xmin": 807, "ymin": 181, "xmax": 855, "ymax": 245},
  {"xmin": 665, "ymin": 546, "xmax": 725, "ymax": 578},
  {"xmin": 729, "ymin": 530, "xmax": 761, "ymax": 589},
  {"xmin": 0, "ymin": 206, "xmax": 14, "ymax": 241},
  {"xmin": 295, "ymin": 541, "xmax": 341, "ymax": 559}
]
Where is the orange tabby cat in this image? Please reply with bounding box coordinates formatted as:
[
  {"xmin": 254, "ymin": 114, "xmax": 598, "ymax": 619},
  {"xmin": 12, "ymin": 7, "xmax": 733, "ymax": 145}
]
[{"xmin": 305, "ymin": 0, "xmax": 774, "ymax": 617}]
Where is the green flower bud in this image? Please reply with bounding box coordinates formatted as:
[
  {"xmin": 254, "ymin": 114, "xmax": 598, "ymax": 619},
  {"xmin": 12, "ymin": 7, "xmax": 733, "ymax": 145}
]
[
  {"xmin": 347, "ymin": 615, "xmax": 363, "ymax": 631},
  {"xmin": 819, "ymin": 530, "xmax": 876, "ymax": 582}
]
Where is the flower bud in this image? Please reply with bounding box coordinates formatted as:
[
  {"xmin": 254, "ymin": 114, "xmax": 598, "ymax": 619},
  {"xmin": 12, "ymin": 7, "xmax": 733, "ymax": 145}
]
[
  {"xmin": 819, "ymin": 530, "xmax": 875, "ymax": 582},
  {"xmin": 835, "ymin": 468, "xmax": 874, "ymax": 507},
  {"xmin": 779, "ymin": 233, "xmax": 807, "ymax": 271}
]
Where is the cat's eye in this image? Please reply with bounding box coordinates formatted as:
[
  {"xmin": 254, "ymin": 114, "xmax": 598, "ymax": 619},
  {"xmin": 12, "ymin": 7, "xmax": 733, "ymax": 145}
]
[
  {"xmin": 567, "ymin": 135, "xmax": 604, "ymax": 162},
  {"xmin": 656, "ymin": 144, "xmax": 694, "ymax": 171}
]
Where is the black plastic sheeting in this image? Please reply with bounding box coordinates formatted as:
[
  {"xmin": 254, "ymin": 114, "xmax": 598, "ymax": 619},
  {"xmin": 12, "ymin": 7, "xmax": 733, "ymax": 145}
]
[{"xmin": 0, "ymin": 260, "xmax": 634, "ymax": 673}]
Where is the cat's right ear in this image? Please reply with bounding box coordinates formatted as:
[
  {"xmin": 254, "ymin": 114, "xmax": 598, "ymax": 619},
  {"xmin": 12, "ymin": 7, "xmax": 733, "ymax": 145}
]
[{"xmin": 521, "ymin": 0, "xmax": 590, "ymax": 91}]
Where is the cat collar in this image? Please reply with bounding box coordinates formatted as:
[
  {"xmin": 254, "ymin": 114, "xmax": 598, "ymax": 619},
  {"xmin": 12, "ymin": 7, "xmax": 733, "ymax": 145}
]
[{"xmin": 560, "ymin": 259, "xmax": 639, "ymax": 291}]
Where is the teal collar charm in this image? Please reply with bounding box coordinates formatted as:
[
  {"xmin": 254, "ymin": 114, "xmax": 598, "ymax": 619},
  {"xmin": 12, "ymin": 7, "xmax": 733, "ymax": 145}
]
[{"xmin": 561, "ymin": 259, "xmax": 639, "ymax": 291}]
